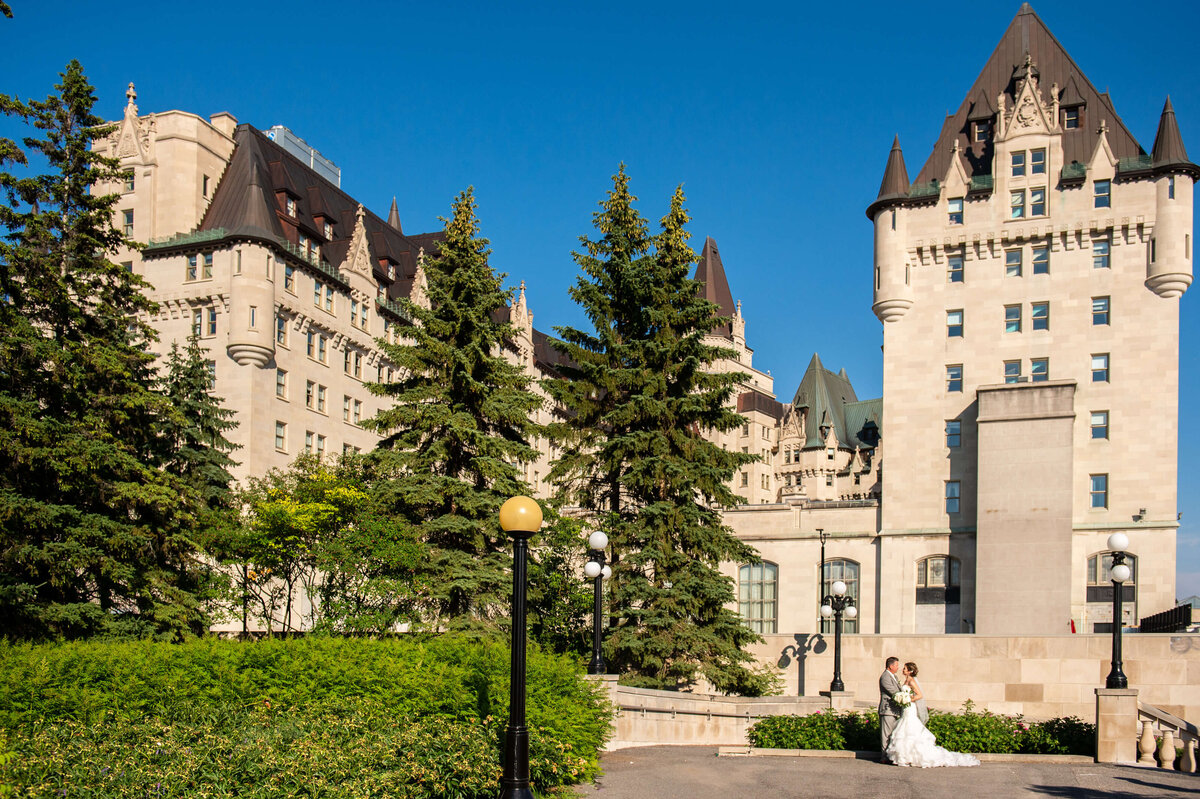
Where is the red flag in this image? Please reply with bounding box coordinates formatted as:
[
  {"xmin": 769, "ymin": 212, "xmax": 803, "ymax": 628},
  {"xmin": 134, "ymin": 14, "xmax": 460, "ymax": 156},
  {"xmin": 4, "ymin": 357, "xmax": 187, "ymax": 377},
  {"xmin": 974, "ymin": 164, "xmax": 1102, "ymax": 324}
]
[{"xmin": 1069, "ymin": 619, "xmax": 1077, "ymax": 633}]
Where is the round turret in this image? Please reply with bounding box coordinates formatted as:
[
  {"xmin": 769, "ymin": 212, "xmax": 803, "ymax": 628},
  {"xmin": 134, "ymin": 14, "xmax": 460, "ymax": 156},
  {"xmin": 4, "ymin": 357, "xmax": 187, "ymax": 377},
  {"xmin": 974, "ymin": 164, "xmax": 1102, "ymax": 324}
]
[
  {"xmin": 1146, "ymin": 172, "xmax": 1193, "ymax": 298},
  {"xmin": 226, "ymin": 245, "xmax": 275, "ymax": 367},
  {"xmin": 868, "ymin": 137, "xmax": 914, "ymax": 322}
]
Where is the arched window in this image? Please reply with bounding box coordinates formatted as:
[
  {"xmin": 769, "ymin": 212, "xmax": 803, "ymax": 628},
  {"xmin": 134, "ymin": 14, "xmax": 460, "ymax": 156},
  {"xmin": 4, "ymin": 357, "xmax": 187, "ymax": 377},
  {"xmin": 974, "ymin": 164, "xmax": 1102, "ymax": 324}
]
[
  {"xmin": 916, "ymin": 556, "xmax": 961, "ymax": 605},
  {"xmin": 739, "ymin": 562, "xmax": 778, "ymax": 634},
  {"xmin": 820, "ymin": 559, "xmax": 859, "ymax": 633},
  {"xmin": 1086, "ymin": 551, "xmax": 1137, "ymax": 632}
]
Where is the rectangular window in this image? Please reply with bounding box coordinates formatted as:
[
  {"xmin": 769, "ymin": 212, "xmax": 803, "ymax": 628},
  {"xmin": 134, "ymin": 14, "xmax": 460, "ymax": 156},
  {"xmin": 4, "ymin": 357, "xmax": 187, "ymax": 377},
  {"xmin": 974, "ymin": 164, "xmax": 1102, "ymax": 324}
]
[
  {"xmin": 947, "ymin": 253, "xmax": 963, "ymax": 283},
  {"xmin": 948, "ymin": 197, "xmax": 963, "ymax": 225},
  {"xmin": 1030, "ymin": 188, "xmax": 1046, "ymax": 217},
  {"xmin": 1010, "ymin": 190, "xmax": 1025, "ymax": 219},
  {"xmin": 316, "ymin": 385, "xmax": 326, "ymax": 413},
  {"xmin": 187, "ymin": 255, "xmax": 198, "ymax": 281},
  {"xmin": 276, "ymin": 315, "xmax": 288, "ymax": 345},
  {"xmin": 285, "ymin": 265, "xmax": 296, "ymax": 292},
  {"xmin": 1064, "ymin": 107, "xmax": 1080, "ymax": 129},
  {"xmin": 1150, "ymin": 238, "xmax": 1157, "ymax": 264},
  {"xmin": 343, "ymin": 395, "xmax": 351, "ymax": 422},
  {"xmin": 1006, "ymin": 249, "xmax": 1023, "ymax": 277},
  {"xmin": 974, "ymin": 120, "xmax": 990, "ymax": 142},
  {"xmin": 1091, "ymin": 411, "xmax": 1109, "ymax": 440},
  {"xmin": 1011, "ymin": 152, "xmax": 1026, "ymax": 177},
  {"xmin": 1031, "ymin": 302, "xmax": 1049, "ymax": 330},
  {"xmin": 318, "ymin": 335, "xmax": 327, "ymax": 363},
  {"xmin": 1031, "ymin": 149, "xmax": 1046, "ymax": 174},
  {"xmin": 202, "ymin": 174, "xmax": 210, "ymax": 197},
  {"xmin": 324, "ymin": 221, "xmax": 333, "ymax": 239},
  {"xmin": 1032, "ymin": 246, "xmax": 1049, "ymax": 275},
  {"xmin": 191, "ymin": 309, "xmax": 202, "ymax": 337},
  {"xmin": 306, "ymin": 380, "xmax": 315, "ymax": 409},
  {"xmin": 207, "ymin": 307, "xmax": 217, "ymax": 336},
  {"xmin": 122, "ymin": 210, "xmax": 134, "ymax": 237},
  {"xmin": 740, "ymin": 472, "xmax": 749, "ymax": 487},
  {"xmin": 276, "ymin": 369, "xmax": 287, "ymax": 398},
  {"xmin": 354, "ymin": 352, "xmax": 362, "ymax": 379},
  {"xmin": 353, "ymin": 399, "xmax": 362, "ymax": 424},
  {"xmin": 1092, "ymin": 296, "xmax": 1110, "ymax": 325},
  {"xmin": 1004, "ymin": 360, "xmax": 1022, "ymax": 384},
  {"xmin": 1169, "ymin": 175, "xmax": 1176, "ymax": 200},
  {"xmin": 945, "ymin": 420, "xmax": 961, "ymax": 448},
  {"xmin": 286, "ymin": 197, "xmax": 297, "ymax": 217},
  {"xmin": 324, "ymin": 285, "xmax": 333, "ymax": 312},
  {"xmin": 249, "ymin": 306, "xmax": 257, "ymax": 328},
  {"xmin": 275, "ymin": 421, "xmax": 287, "ymax": 451},
  {"xmin": 1031, "ymin": 358, "xmax": 1049, "ymax": 382},
  {"xmin": 1004, "ymin": 304, "xmax": 1022, "ymax": 333},
  {"xmin": 1093, "ymin": 238, "xmax": 1111, "ymax": 269},
  {"xmin": 202, "ymin": 359, "xmax": 216, "ymax": 390},
  {"xmin": 122, "ymin": 261, "xmax": 133, "ymax": 273},
  {"xmin": 316, "ymin": 435, "xmax": 326, "ymax": 457},
  {"xmin": 946, "ymin": 364, "xmax": 963, "ymax": 393},
  {"xmin": 1090, "ymin": 474, "xmax": 1108, "ymax": 509},
  {"xmin": 360, "ymin": 304, "xmax": 368, "ymax": 329},
  {"xmin": 235, "ymin": 250, "xmax": 242, "ymax": 274},
  {"xmin": 314, "ymin": 281, "xmax": 322, "ymax": 307},
  {"xmin": 761, "ymin": 474, "xmax": 770, "ymax": 490},
  {"xmin": 306, "ymin": 330, "xmax": 315, "ymax": 358},
  {"xmin": 202, "ymin": 252, "xmax": 213, "ymax": 279},
  {"xmin": 945, "ymin": 481, "xmax": 961, "ymax": 513},
  {"xmin": 351, "ymin": 300, "xmax": 359, "ymax": 327},
  {"xmin": 123, "ymin": 171, "xmax": 135, "ymax": 192},
  {"xmin": 304, "ymin": 431, "xmax": 314, "ymax": 454},
  {"xmin": 1094, "ymin": 179, "xmax": 1111, "ymax": 208},
  {"xmin": 344, "ymin": 349, "xmax": 352, "ymax": 374},
  {"xmin": 1091, "ymin": 353, "xmax": 1109, "ymax": 383},
  {"xmin": 946, "ymin": 310, "xmax": 963, "ymax": 337}
]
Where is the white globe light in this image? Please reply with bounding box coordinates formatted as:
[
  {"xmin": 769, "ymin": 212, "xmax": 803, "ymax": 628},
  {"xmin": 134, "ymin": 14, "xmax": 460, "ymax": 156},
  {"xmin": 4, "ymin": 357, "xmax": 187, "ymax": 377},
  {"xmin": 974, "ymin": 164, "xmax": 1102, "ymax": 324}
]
[
  {"xmin": 588, "ymin": 530, "xmax": 609, "ymax": 551},
  {"xmin": 584, "ymin": 561, "xmax": 602, "ymax": 579},
  {"xmin": 845, "ymin": 605, "xmax": 858, "ymax": 619},
  {"xmin": 832, "ymin": 580, "xmax": 847, "ymax": 597},
  {"xmin": 1107, "ymin": 532, "xmax": 1130, "ymax": 552},
  {"xmin": 1111, "ymin": 563, "xmax": 1132, "ymax": 583},
  {"xmin": 820, "ymin": 604, "xmax": 833, "ymax": 618},
  {"xmin": 601, "ymin": 565, "xmax": 612, "ymax": 580}
]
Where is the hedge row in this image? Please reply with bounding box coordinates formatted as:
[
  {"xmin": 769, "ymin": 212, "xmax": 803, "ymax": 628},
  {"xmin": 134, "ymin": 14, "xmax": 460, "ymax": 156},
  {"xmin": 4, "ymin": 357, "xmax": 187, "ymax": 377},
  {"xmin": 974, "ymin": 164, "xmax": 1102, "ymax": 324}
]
[
  {"xmin": 0, "ymin": 636, "xmax": 611, "ymax": 798},
  {"xmin": 747, "ymin": 702, "xmax": 1095, "ymax": 756}
]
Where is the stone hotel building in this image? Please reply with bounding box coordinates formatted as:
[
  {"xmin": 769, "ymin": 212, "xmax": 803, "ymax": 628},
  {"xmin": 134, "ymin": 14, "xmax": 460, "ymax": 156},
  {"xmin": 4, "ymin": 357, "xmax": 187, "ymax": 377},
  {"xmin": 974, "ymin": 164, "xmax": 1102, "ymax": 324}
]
[{"xmin": 100, "ymin": 5, "xmax": 1190, "ymax": 637}]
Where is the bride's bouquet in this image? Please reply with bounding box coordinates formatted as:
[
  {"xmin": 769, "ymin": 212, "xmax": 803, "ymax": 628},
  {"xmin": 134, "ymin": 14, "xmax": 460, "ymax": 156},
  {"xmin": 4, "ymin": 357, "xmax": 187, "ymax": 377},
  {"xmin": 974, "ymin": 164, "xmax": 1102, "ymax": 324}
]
[{"xmin": 893, "ymin": 687, "xmax": 913, "ymax": 708}]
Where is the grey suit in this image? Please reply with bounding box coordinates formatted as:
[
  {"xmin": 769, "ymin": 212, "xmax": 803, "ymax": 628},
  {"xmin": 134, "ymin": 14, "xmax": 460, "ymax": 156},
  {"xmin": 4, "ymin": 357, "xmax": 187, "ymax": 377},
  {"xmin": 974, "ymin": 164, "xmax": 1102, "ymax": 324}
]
[{"xmin": 878, "ymin": 669, "xmax": 902, "ymax": 755}]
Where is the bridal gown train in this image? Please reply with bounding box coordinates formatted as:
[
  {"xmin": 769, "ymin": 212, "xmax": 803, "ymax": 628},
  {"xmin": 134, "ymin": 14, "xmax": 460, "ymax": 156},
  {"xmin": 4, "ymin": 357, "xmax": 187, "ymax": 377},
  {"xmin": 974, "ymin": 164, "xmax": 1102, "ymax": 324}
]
[{"xmin": 885, "ymin": 705, "xmax": 980, "ymax": 768}]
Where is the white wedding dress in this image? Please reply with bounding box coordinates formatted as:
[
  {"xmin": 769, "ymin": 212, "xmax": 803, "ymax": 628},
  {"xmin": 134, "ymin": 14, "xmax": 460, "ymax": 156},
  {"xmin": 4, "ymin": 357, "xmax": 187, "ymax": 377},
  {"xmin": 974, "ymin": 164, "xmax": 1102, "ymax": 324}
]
[{"xmin": 885, "ymin": 693, "xmax": 980, "ymax": 768}]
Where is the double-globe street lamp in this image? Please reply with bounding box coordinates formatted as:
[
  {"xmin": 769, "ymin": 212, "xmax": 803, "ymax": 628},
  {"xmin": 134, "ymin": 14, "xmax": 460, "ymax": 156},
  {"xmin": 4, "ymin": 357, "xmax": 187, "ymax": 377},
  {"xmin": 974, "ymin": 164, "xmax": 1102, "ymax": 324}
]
[
  {"xmin": 1105, "ymin": 531, "xmax": 1133, "ymax": 690},
  {"xmin": 498, "ymin": 495, "xmax": 543, "ymax": 799},
  {"xmin": 583, "ymin": 530, "xmax": 612, "ymax": 675},
  {"xmin": 819, "ymin": 580, "xmax": 858, "ymax": 692}
]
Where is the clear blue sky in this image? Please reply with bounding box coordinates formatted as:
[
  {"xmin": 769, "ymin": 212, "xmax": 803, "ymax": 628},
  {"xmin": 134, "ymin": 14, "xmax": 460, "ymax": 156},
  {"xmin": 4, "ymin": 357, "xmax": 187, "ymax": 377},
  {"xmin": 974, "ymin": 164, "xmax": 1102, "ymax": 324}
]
[{"xmin": 3, "ymin": 1, "xmax": 1199, "ymax": 597}]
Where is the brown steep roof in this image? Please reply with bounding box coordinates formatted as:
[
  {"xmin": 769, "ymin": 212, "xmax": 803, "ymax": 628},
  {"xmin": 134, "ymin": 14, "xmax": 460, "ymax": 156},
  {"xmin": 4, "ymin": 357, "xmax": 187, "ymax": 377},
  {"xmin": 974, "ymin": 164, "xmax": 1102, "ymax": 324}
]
[
  {"xmin": 200, "ymin": 124, "xmax": 435, "ymax": 302},
  {"xmin": 867, "ymin": 136, "xmax": 911, "ymax": 218},
  {"xmin": 737, "ymin": 390, "xmax": 783, "ymax": 421},
  {"xmin": 913, "ymin": 3, "xmax": 1145, "ymax": 186},
  {"xmin": 387, "ymin": 197, "xmax": 403, "ymax": 232},
  {"xmin": 694, "ymin": 236, "xmax": 737, "ymax": 338}
]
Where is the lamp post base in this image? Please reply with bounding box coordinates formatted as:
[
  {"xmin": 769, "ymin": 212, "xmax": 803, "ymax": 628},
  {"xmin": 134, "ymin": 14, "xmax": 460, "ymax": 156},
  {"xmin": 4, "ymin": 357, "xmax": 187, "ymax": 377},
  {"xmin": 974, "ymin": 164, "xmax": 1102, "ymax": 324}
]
[{"xmin": 498, "ymin": 725, "xmax": 535, "ymax": 799}]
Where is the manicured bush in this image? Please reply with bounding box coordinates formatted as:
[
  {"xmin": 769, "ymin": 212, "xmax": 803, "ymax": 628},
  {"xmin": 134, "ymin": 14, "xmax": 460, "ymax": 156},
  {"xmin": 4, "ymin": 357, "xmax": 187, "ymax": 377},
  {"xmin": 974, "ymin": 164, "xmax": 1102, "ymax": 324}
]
[
  {"xmin": 747, "ymin": 701, "xmax": 1095, "ymax": 757},
  {"xmin": 0, "ymin": 636, "xmax": 611, "ymax": 798}
]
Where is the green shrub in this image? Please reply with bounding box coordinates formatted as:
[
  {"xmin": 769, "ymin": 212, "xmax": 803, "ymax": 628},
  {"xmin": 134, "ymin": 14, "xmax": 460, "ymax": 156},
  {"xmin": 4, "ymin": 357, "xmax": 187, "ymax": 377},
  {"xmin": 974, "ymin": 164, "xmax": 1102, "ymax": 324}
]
[
  {"xmin": 0, "ymin": 636, "xmax": 611, "ymax": 798},
  {"xmin": 747, "ymin": 701, "xmax": 1095, "ymax": 757}
]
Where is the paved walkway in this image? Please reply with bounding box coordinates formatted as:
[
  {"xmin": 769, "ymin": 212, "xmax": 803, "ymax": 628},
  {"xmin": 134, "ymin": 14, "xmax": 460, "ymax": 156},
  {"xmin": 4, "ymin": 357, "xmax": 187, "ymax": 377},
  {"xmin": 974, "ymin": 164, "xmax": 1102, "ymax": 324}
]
[{"xmin": 584, "ymin": 746, "xmax": 1199, "ymax": 798}]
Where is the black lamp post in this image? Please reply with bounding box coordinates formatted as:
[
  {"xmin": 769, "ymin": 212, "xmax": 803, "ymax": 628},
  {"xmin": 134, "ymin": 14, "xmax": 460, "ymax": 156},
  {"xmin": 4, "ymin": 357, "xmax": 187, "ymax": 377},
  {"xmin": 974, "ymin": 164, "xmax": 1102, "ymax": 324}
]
[
  {"xmin": 498, "ymin": 495, "xmax": 542, "ymax": 799},
  {"xmin": 817, "ymin": 528, "xmax": 827, "ymax": 625},
  {"xmin": 819, "ymin": 580, "xmax": 857, "ymax": 692},
  {"xmin": 1104, "ymin": 531, "xmax": 1133, "ymax": 690},
  {"xmin": 584, "ymin": 530, "xmax": 611, "ymax": 675}
]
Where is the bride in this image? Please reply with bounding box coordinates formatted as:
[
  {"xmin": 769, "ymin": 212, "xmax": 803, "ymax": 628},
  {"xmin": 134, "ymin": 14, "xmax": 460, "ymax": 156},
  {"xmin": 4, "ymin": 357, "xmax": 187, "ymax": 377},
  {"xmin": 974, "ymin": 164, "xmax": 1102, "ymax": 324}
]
[{"xmin": 885, "ymin": 662, "xmax": 980, "ymax": 768}]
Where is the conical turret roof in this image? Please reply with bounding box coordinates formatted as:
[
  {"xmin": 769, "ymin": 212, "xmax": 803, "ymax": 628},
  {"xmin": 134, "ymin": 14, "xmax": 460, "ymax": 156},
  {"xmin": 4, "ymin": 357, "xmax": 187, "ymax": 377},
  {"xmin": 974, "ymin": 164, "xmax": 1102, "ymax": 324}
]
[
  {"xmin": 1151, "ymin": 97, "xmax": 1197, "ymax": 175},
  {"xmin": 387, "ymin": 197, "xmax": 403, "ymax": 232},
  {"xmin": 866, "ymin": 136, "xmax": 910, "ymax": 219},
  {"xmin": 694, "ymin": 236, "xmax": 737, "ymax": 339},
  {"xmin": 790, "ymin": 354, "xmax": 880, "ymax": 450}
]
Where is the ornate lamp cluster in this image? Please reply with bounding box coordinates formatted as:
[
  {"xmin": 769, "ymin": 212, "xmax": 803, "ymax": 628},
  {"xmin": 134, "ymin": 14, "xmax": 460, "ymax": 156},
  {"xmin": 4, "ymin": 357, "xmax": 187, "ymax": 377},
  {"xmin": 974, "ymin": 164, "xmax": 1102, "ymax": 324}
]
[
  {"xmin": 1105, "ymin": 532, "xmax": 1133, "ymax": 690},
  {"xmin": 819, "ymin": 580, "xmax": 858, "ymax": 692},
  {"xmin": 584, "ymin": 530, "xmax": 611, "ymax": 675}
]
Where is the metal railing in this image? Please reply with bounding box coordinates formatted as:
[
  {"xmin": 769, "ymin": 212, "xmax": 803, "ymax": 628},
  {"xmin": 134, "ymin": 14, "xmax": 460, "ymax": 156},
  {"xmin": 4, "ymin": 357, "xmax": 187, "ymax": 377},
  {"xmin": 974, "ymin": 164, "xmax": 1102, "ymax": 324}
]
[
  {"xmin": 1061, "ymin": 162, "xmax": 1088, "ymax": 180},
  {"xmin": 1117, "ymin": 154, "xmax": 1154, "ymax": 175},
  {"xmin": 147, "ymin": 227, "xmax": 227, "ymax": 248},
  {"xmin": 969, "ymin": 175, "xmax": 994, "ymax": 191},
  {"xmin": 1137, "ymin": 701, "xmax": 1198, "ymax": 772},
  {"xmin": 908, "ymin": 181, "xmax": 940, "ymax": 199},
  {"xmin": 1140, "ymin": 604, "xmax": 1192, "ymax": 634}
]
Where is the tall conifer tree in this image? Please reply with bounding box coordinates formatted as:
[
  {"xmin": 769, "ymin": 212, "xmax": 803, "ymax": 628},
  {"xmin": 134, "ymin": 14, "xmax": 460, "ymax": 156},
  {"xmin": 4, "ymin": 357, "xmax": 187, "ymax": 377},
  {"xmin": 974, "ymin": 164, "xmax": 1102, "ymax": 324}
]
[
  {"xmin": 367, "ymin": 189, "xmax": 544, "ymax": 626},
  {"xmin": 0, "ymin": 62, "xmax": 208, "ymax": 639},
  {"xmin": 547, "ymin": 168, "xmax": 771, "ymax": 693}
]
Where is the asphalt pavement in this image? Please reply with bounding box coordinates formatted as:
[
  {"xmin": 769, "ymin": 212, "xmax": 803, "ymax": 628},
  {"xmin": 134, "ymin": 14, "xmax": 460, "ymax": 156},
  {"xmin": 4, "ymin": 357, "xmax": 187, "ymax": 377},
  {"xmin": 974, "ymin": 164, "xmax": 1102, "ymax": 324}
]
[{"xmin": 584, "ymin": 746, "xmax": 1199, "ymax": 798}]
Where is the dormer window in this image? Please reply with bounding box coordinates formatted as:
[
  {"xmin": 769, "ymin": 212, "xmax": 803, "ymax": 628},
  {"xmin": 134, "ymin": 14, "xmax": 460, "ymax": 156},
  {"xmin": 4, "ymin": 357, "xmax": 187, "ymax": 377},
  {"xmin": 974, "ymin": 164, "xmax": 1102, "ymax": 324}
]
[
  {"xmin": 974, "ymin": 120, "xmax": 991, "ymax": 142},
  {"xmin": 285, "ymin": 197, "xmax": 297, "ymax": 217},
  {"xmin": 387, "ymin": 263, "xmax": 396, "ymax": 280},
  {"xmin": 1063, "ymin": 107, "xmax": 1080, "ymax": 129},
  {"xmin": 323, "ymin": 221, "xmax": 333, "ymax": 239}
]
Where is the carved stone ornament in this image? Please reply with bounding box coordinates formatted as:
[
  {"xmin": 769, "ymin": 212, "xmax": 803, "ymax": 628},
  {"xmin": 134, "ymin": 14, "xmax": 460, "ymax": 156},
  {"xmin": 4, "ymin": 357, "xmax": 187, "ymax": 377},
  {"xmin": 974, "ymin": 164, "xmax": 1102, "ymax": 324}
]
[
  {"xmin": 113, "ymin": 82, "xmax": 155, "ymax": 162},
  {"xmin": 346, "ymin": 204, "xmax": 374, "ymax": 276},
  {"xmin": 1016, "ymin": 95, "xmax": 1039, "ymax": 128}
]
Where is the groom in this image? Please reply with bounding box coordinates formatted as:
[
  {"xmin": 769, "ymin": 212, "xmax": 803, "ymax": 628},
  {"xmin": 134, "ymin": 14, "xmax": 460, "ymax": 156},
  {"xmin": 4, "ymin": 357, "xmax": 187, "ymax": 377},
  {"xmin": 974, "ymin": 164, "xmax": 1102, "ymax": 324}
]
[{"xmin": 878, "ymin": 656, "xmax": 902, "ymax": 759}]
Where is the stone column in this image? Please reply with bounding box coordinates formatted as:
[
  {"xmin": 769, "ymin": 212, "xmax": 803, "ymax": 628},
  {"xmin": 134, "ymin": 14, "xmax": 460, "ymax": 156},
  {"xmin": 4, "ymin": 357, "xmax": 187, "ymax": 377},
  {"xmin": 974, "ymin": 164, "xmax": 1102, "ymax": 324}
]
[{"xmin": 1095, "ymin": 688, "xmax": 1139, "ymax": 763}]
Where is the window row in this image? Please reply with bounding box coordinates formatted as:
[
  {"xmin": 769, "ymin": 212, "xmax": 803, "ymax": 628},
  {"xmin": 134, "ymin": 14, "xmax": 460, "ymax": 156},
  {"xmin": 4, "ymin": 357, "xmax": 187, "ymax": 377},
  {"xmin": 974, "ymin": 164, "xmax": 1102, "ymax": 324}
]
[
  {"xmin": 945, "ymin": 473, "xmax": 1111, "ymax": 513},
  {"xmin": 943, "ymin": 354, "xmax": 1109, "ymax": 388},
  {"xmin": 190, "ymin": 306, "xmax": 218, "ymax": 338},
  {"xmin": 185, "ymin": 252, "xmax": 215, "ymax": 281},
  {"xmin": 946, "ymin": 410, "xmax": 1109, "ymax": 447},
  {"xmin": 946, "ymin": 297, "xmax": 1112, "ymax": 337},
  {"xmin": 946, "ymin": 238, "xmax": 1110, "ymax": 283},
  {"xmin": 273, "ymin": 421, "xmax": 363, "ymax": 457},
  {"xmin": 945, "ymin": 177, "xmax": 1110, "ymax": 227}
]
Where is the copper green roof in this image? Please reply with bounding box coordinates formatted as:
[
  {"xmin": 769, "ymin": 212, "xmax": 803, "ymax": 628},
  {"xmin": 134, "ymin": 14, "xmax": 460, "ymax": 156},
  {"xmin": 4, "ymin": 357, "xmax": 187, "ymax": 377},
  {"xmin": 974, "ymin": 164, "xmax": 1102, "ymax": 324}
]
[{"xmin": 791, "ymin": 353, "xmax": 881, "ymax": 450}]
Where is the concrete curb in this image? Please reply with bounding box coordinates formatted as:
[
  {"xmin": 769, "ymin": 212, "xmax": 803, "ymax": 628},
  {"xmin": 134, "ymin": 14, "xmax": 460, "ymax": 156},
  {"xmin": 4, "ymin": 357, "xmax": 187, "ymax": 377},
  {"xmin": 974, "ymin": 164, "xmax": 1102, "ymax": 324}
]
[{"xmin": 717, "ymin": 746, "xmax": 1094, "ymax": 764}]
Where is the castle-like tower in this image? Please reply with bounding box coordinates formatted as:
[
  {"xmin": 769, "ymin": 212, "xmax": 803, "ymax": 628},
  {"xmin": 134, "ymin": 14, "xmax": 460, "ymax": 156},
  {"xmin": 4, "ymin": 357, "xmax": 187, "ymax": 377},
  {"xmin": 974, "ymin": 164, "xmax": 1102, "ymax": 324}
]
[{"xmin": 867, "ymin": 4, "xmax": 1194, "ymax": 633}]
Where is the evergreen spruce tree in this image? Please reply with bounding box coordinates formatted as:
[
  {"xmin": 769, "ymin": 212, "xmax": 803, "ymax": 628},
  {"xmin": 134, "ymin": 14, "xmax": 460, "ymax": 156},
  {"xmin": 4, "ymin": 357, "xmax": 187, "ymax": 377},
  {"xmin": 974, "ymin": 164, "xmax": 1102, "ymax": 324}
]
[
  {"xmin": 161, "ymin": 338, "xmax": 239, "ymax": 510},
  {"xmin": 0, "ymin": 62, "xmax": 208, "ymax": 639},
  {"xmin": 547, "ymin": 168, "xmax": 771, "ymax": 693},
  {"xmin": 366, "ymin": 188, "xmax": 545, "ymax": 627}
]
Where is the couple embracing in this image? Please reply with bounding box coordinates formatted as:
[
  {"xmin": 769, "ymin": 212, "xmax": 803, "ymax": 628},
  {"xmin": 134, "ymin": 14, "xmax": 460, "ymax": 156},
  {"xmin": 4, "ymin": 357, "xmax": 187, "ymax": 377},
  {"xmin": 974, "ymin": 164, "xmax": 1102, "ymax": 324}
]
[{"xmin": 878, "ymin": 656, "xmax": 979, "ymax": 768}]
